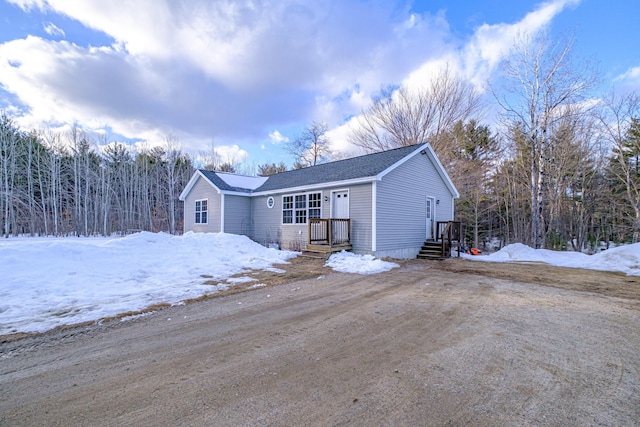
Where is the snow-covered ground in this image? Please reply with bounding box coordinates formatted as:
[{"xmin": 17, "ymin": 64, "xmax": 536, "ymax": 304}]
[
  {"xmin": 0, "ymin": 232, "xmax": 397, "ymax": 335},
  {"xmin": 462, "ymin": 242, "xmax": 640, "ymax": 276}
]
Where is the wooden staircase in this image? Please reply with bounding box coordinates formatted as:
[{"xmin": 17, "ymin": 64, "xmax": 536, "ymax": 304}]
[
  {"xmin": 417, "ymin": 221, "xmax": 462, "ymax": 260},
  {"xmin": 300, "ymin": 243, "xmax": 352, "ymax": 259},
  {"xmin": 417, "ymin": 240, "xmax": 446, "ymax": 260}
]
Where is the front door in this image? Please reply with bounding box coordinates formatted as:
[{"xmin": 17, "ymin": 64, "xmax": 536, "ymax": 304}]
[
  {"xmin": 332, "ymin": 190, "xmax": 349, "ymax": 219},
  {"xmin": 426, "ymin": 196, "xmax": 435, "ymax": 240}
]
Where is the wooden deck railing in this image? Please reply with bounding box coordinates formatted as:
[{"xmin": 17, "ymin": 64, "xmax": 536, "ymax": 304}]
[{"xmin": 309, "ymin": 218, "xmax": 351, "ymax": 246}]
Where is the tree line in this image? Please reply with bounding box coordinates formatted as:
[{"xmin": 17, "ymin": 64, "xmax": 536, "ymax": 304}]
[{"xmin": 0, "ymin": 117, "xmax": 193, "ymax": 237}]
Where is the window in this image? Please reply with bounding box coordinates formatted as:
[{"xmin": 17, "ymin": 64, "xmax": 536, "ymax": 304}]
[
  {"xmin": 195, "ymin": 199, "xmax": 208, "ymax": 224},
  {"xmin": 295, "ymin": 194, "xmax": 307, "ymax": 224},
  {"xmin": 282, "ymin": 196, "xmax": 293, "ymax": 224},
  {"xmin": 282, "ymin": 192, "xmax": 322, "ymax": 224},
  {"xmin": 308, "ymin": 192, "xmax": 322, "ymax": 219}
]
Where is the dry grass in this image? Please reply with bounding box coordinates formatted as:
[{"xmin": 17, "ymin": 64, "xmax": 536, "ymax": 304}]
[{"xmin": 431, "ymin": 258, "xmax": 640, "ymax": 302}]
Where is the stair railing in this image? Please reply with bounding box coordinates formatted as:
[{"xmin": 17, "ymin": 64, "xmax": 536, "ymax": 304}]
[{"xmin": 436, "ymin": 221, "xmax": 462, "ymax": 258}]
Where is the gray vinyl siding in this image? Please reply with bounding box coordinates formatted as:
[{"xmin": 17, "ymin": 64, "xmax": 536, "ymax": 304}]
[
  {"xmin": 251, "ymin": 194, "xmax": 286, "ymax": 247},
  {"xmin": 183, "ymin": 176, "xmax": 222, "ymax": 233},
  {"xmin": 375, "ymin": 152, "xmax": 455, "ymax": 257},
  {"xmin": 224, "ymin": 195, "xmax": 252, "ymax": 236},
  {"xmin": 250, "ymin": 185, "xmax": 372, "ymax": 252}
]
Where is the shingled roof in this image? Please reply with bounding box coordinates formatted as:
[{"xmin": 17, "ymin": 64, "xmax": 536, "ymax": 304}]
[
  {"xmin": 253, "ymin": 143, "xmax": 427, "ymax": 192},
  {"xmin": 181, "ymin": 142, "xmax": 458, "ymax": 200},
  {"xmin": 180, "ymin": 143, "xmax": 459, "ymax": 200}
]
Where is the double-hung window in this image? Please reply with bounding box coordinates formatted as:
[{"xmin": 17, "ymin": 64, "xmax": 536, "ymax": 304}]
[
  {"xmin": 282, "ymin": 196, "xmax": 294, "ymax": 224},
  {"xmin": 282, "ymin": 192, "xmax": 322, "ymax": 224},
  {"xmin": 308, "ymin": 193, "xmax": 322, "ymax": 219},
  {"xmin": 295, "ymin": 195, "xmax": 307, "ymax": 224},
  {"xmin": 195, "ymin": 199, "xmax": 208, "ymax": 224}
]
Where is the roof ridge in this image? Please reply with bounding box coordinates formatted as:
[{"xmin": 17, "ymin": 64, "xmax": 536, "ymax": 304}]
[{"xmin": 263, "ymin": 142, "xmax": 426, "ymax": 177}]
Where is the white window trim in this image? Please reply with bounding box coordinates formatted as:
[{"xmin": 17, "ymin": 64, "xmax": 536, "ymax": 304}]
[
  {"xmin": 307, "ymin": 192, "xmax": 322, "ymax": 221},
  {"xmin": 195, "ymin": 198, "xmax": 208, "ymax": 224},
  {"xmin": 281, "ymin": 192, "xmax": 322, "ymax": 225}
]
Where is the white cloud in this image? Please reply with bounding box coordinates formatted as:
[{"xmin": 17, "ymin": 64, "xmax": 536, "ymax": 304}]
[
  {"xmin": 0, "ymin": 0, "xmax": 587, "ymax": 163},
  {"xmin": 43, "ymin": 22, "xmax": 65, "ymax": 37},
  {"xmin": 1, "ymin": 0, "xmax": 454, "ymax": 155},
  {"xmin": 617, "ymin": 66, "xmax": 640, "ymax": 81},
  {"xmin": 611, "ymin": 65, "xmax": 640, "ymax": 96},
  {"xmin": 460, "ymin": 0, "xmax": 581, "ymax": 89},
  {"xmin": 215, "ymin": 144, "xmax": 248, "ymax": 164},
  {"xmin": 614, "ymin": 66, "xmax": 640, "ymax": 84},
  {"xmin": 268, "ymin": 130, "xmax": 289, "ymax": 145},
  {"xmin": 325, "ymin": 116, "xmax": 362, "ymax": 158}
]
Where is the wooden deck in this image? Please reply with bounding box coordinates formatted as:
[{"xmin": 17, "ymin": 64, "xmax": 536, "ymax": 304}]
[
  {"xmin": 306, "ymin": 243, "xmax": 353, "ymax": 253},
  {"xmin": 303, "ymin": 218, "xmax": 352, "ymax": 258}
]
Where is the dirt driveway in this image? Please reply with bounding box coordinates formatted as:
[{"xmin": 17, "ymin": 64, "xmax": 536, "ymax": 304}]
[{"xmin": 1, "ymin": 258, "xmax": 640, "ymax": 426}]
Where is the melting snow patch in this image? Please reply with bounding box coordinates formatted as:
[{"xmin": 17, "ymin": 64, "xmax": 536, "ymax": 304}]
[{"xmin": 325, "ymin": 251, "xmax": 399, "ymax": 275}]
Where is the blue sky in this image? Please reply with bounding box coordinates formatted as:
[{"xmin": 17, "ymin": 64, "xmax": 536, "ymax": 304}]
[{"xmin": 0, "ymin": 0, "xmax": 638, "ymax": 169}]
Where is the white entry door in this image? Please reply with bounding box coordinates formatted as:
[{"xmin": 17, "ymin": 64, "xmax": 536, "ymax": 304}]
[
  {"xmin": 426, "ymin": 196, "xmax": 435, "ymax": 240},
  {"xmin": 332, "ymin": 190, "xmax": 349, "ymax": 218}
]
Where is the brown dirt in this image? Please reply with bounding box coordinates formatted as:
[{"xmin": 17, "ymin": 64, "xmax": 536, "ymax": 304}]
[{"xmin": 1, "ymin": 257, "xmax": 639, "ymax": 426}]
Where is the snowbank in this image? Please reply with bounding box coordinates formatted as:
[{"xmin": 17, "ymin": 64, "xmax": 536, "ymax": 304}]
[{"xmin": 0, "ymin": 232, "xmax": 296, "ymax": 334}]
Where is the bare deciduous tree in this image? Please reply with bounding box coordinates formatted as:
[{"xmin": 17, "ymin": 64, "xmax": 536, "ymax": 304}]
[
  {"xmin": 349, "ymin": 64, "xmax": 483, "ymax": 153},
  {"xmin": 495, "ymin": 31, "xmax": 598, "ymax": 248},
  {"xmin": 285, "ymin": 121, "xmax": 330, "ymax": 167}
]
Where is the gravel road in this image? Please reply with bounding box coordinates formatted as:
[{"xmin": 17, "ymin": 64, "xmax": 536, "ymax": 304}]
[{"xmin": 1, "ymin": 260, "xmax": 639, "ymax": 426}]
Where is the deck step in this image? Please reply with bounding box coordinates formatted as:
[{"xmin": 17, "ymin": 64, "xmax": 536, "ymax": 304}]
[
  {"xmin": 305, "ymin": 244, "xmax": 352, "ymax": 253},
  {"xmin": 417, "ymin": 241, "xmax": 445, "ymax": 260},
  {"xmin": 300, "ymin": 244, "xmax": 352, "ymax": 260},
  {"xmin": 300, "ymin": 250, "xmax": 330, "ymax": 259}
]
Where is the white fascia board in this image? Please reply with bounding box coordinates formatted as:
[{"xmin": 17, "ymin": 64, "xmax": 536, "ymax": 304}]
[
  {"xmin": 219, "ymin": 190, "xmax": 253, "ymax": 197},
  {"xmin": 423, "ymin": 143, "xmax": 460, "ymax": 198},
  {"xmin": 251, "ymin": 176, "xmax": 376, "ymax": 197},
  {"xmin": 179, "ymin": 170, "xmax": 221, "ymax": 200}
]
